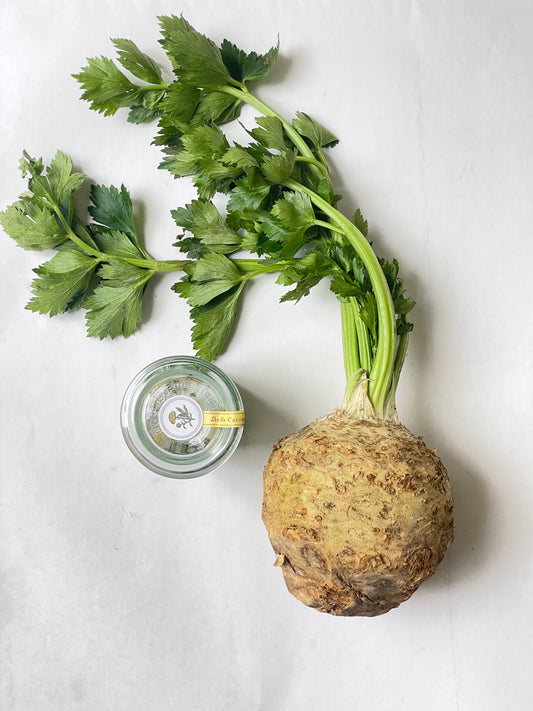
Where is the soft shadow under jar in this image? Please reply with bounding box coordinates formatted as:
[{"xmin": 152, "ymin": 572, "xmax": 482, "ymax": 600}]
[{"xmin": 121, "ymin": 356, "xmax": 244, "ymax": 479}]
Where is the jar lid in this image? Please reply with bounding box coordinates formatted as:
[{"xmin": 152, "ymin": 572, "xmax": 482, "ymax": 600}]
[{"xmin": 120, "ymin": 356, "xmax": 244, "ymax": 479}]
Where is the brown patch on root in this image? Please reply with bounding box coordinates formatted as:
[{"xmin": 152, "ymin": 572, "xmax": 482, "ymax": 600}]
[{"xmin": 262, "ymin": 412, "xmax": 454, "ymax": 617}]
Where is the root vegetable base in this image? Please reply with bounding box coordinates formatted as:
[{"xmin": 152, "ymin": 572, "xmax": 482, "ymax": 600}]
[{"xmin": 262, "ymin": 412, "xmax": 453, "ymax": 616}]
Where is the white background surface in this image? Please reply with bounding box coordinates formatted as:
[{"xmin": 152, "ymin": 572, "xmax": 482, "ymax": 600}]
[{"xmin": 1, "ymin": 1, "xmax": 532, "ymax": 709}]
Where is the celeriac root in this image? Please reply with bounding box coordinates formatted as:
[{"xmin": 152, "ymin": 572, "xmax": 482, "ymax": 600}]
[{"xmin": 262, "ymin": 410, "xmax": 453, "ymax": 616}]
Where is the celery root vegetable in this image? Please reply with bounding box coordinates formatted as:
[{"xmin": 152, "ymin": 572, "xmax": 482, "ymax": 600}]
[
  {"xmin": 0, "ymin": 16, "xmax": 453, "ymax": 616},
  {"xmin": 263, "ymin": 406, "xmax": 453, "ymax": 616}
]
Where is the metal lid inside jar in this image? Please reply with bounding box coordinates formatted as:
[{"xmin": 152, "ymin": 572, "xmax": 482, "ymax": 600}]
[{"xmin": 121, "ymin": 356, "xmax": 244, "ymax": 479}]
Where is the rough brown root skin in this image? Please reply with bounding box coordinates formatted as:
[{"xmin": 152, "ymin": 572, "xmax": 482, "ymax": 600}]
[{"xmin": 262, "ymin": 410, "xmax": 454, "ymax": 617}]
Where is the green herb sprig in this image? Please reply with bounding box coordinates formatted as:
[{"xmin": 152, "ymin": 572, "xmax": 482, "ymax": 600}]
[
  {"xmin": 1, "ymin": 15, "xmax": 414, "ymax": 419},
  {"xmin": 0, "ymin": 151, "xmax": 188, "ymax": 337}
]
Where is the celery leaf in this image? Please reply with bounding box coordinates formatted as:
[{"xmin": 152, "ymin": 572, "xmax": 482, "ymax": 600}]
[
  {"xmin": 173, "ymin": 253, "xmax": 243, "ymax": 307},
  {"xmin": 0, "ymin": 202, "xmax": 66, "ymax": 251},
  {"xmin": 111, "ymin": 38, "xmax": 163, "ymax": 84},
  {"xmin": 88, "ymin": 184, "xmax": 139, "ymax": 245},
  {"xmin": 220, "ymin": 39, "xmax": 279, "ymax": 84},
  {"xmin": 73, "ymin": 57, "xmax": 140, "ymax": 115},
  {"xmin": 158, "ymin": 15, "xmax": 230, "ymax": 86},
  {"xmin": 293, "ymin": 112, "xmax": 339, "ymax": 149},
  {"xmin": 172, "ymin": 200, "xmax": 241, "ymax": 254},
  {"xmin": 84, "ymin": 261, "xmax": 152, "ymax": 338},
  {"xmin": 188, "ymin": 283, "xmax": 245, "ymax": 360},
  {"xmin": 26, "ymin": 250, "xmax": 98, "ymax": 316}
]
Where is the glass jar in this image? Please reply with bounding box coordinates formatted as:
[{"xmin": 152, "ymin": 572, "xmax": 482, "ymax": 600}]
[{"xmin": 120, "ymin": 356, "xmax": 244, "ymax": 479}]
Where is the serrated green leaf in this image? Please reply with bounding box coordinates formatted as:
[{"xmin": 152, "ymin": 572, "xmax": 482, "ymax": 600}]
[
  {"xmin": 239, "ymin": 231, "xmax": 261, "ymax": 254},
  {"xmin": 352, "ymin": 208, "xmax": 368, "ymax": 237},
  {"xmin": 173, "ymin": 200, "xmax": 241, "ymax": 253},
  {"xmin": 226, "ymin": 180, "xmax": 270, "ymax": 213},
  {"xmin": 330, "ymin": 274, "xmax": 363, "ymax": 299},
  {"xmin": 141, "ymin": 88, "xmax": 166, "ymax": 110},
  {"xmin": 88, "ymin": 183, "xmax": 140, "ymax": 247},
  {"xmin": 112, "ymin": 38, "xmax": 163, "ymax": 84},
  {"xmin": 272, "ymin": 190, "xmax": 315, "ymax": 230},
  {"xmin": 394, "ymin": 295, "xmax": 416, "ymax": 315},
  {"xmin": 260, "ymin": 150, "xmax": 296, "ymax": 183},
  {"xmin": 26, "ymin": 250, "xmax": 98, "ymax": 316},
  {"xmin": 315, "ymin": 177, "xmax": 338, "ymax": 204},
  {"xmin": 24, "ymin": 151, "xmax": 84, "ymax": 207},
  {"xmin": 359, "ymin": 293, "xmax": 377, "ymax": 340},
  {"xmin": 397, "ymin": 319, "xmax": 414, "ymax": 336},
  {"xmin": 73, "ymin": 56, "xmax": 140, "ymax": 115},
  {"xmin": 192, "ymin": 168, "xmax": 237, "ymax": 200},
  {"xmin": 92, "ymin": 230, "xmax": 144, "ymax": 260},
  {"xmin": 0, "ymin": 202, "xmax": 66, "ymax": 251},
  {"xmin": 46, "ymin": 152, "xmax": 85, "ymax": 204},
  {"xmin": 127, "ymin": 105, "xmax": 158, "ymax": 124},
  {"xmin": 380, "ymin": 258, "xmax": 399, "ymax": 290},
  {"xmin": 173, "ymin": 253, "xmax": 243, "ymax": 307},
  {"xmin": 19, "ymin": 153, "xmax": 43, "ymax": 179},
  {"xmin": 261, "ymin": 217, "xmax": 285, "ymax": 241},
  {"xmin": 250, "ymin": 116, "xmax": 287, "ymax": 151},
  {"xmin": 169, "ymin": 150, "xmax": 199, "ymax": 178},
  {"xmin": 292, "ymin": 111, "xmax": 339, "ymax": 149},
  {"xmin": 220, "ymin": 38, "xmax": 279, "ymax": 84},
  {"xmin": 277, "ymin": 251, "xmax": 333, "ymax": 302},
  {"xmin": 159, "ymin": 82, "xmax": 201, "ymax": 126},
  {"xmin": 187, "ymin": 282, "xmax": 245, "ymax": 360},
  {"xmin": 222, "ymin": 145, "xmax": 260, "ymax": 170},
  {"xmin": 169, "ymin": 124, "xmax": 230, "ymax": 179},
  {"xmin": 186, "ymin": 252, "xmax": 242, "ymax": 283},
  {"xmin": 171, "ymin": 203, "xmax": 194, "ymax": 230},
  {"xmin": 182, "ymin": 124, "xmax": 229, "ymax": 161},
  {"xmin": 193, "ymin": 91, "xmax": 242, "ymax": 125},
  {"xmin": 84, "ymin": 261, "xmax": 152, "ymax": 338},
  {"xmin": 158, "ymin": 15, "xmax": 231, "ymax": 86}
]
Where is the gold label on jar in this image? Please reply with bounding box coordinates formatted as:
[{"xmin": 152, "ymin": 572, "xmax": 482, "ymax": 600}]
[{"xmin": 202, "ymin": 411, "xmax": 245, "ymax": 428}]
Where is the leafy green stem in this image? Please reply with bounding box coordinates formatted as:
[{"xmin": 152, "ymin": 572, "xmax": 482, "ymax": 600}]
[
  {"xmin": 240, "ymin": 259, "xmax": 290, "ymax": 281},
  {"xmin": 349, "ymin": 297, "xmax": 372, "ymax": 373},
  {"xmin": 53, "ymin": 206, "xmax": 188, "ymax": 273},
  {"xmin": 136, "ymin": 82, "xmax": 169, "ymax": 92},
  {"xmin": 314, "ymin": 219, "xmax": 344, "ymax": 235},
  {"xmin": 341, "ymin": 299, "xmax": 360, "ymax": 379},
  {"xmin": 384, "ymin": 329, "xmax": 410, "ymax": 418},
  {"xmin": 127, "ymin": 257, "xmax": 187, "ymax": 271},
  {"xmin": 216, "ymin": 84, "xmax": 320, "ymax": 166},
  {"xmin": 285, "ymin": 178, "xmax": 396, "ymax": 417},
  {"xmin": 295, "ymin": 156, "xmax": 329, "ymax": 174},
  {"xmin": 52, "ymin": 206, "xmax": 104, "ymax": 260}
]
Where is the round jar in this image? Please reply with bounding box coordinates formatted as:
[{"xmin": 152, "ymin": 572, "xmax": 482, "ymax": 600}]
[{"xmin": 121, "ymin": 356, "xmax": 244, "ymax": 479}]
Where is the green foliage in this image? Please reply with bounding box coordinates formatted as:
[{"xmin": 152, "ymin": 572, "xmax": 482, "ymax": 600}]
[
  {"xmin": 73, "ymin": 56, "xmax": 142, "ymax": 115},
  {"xmin": 172, "ymin": 200, "xmax": 242, "ymax": 255},
  {"xmin": 27, "ymin": 250, "xmax": 98, "ymax": 316},
  {"xmin": 3, "ymin": 15, "xmax": 416, "ymax": 408},
  {"xmin": 277, "ymin": 252, "xmax": 335, "ymax": 302},
  {"xmin": 174, "ymin": 253, "xmax": 243, "ymax": 307},
  {"xmin": 0, "ymin": 201, "xmax": 66, "ymax": 251},
  {"xmin": 88, "ymin": 184, "xmax": 139, "ymax": 245},
  {"xmin": 220, "ymin": 38, "xmax": 279, "ymax": 84},
  {"xmin": 292, "ymin": 112, "xmax": 339, "ymax": 149},
  {"xmin": 158, "ymin": 15, "xmax": 231, "ymax": 86},
  {"xmin": 0, "ymin": 151, "xmax": 161, "ymax": 338},
  {"xmin": 84, "ymin": 261, "xmax": 152, "ymax": 338},
  {"xmin": 250, "ymin": 116, "xmax": 288, "ymax": 151},
  {"xmin": 111, "ymin": 38, "xmax": 163, "ymax": 84}
]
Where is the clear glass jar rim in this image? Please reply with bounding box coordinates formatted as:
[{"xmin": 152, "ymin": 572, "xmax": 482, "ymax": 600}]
[{"xmin": 121, "ymin": 355, "xmax": 244, "ymax": 479}]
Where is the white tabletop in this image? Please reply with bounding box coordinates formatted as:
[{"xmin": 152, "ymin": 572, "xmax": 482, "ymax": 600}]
[{"xmin": 1, "ymin": 2, "xmax": 532, "ymax": 709}]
